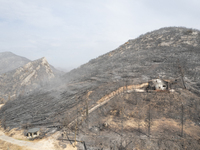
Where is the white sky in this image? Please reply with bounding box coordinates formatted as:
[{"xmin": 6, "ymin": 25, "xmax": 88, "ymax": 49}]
[{"xmin": 0, "ymin": 0, "xmax": 200, "ymax": 71}]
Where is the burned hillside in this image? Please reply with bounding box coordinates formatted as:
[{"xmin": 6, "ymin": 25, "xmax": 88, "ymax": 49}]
[
  {"xmin": 70, "ymin": 89, "xmax": 200, "ymax": 150},
  {"xmin": 64, "ymin": 27, "xmax": 200, "ymax": 88},
  {"xmin": 0, "ymin": 27, "xmax": 200, "ymax": 149}
]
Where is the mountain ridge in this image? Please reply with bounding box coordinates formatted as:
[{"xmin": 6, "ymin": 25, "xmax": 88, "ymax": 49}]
[
  {"xmin": 0, "ymin": 52, "xmax": 30, "ymax": 75},
  {"xmin": 0, "ymin": 57, "xmax": 56, "ymax": 103}
]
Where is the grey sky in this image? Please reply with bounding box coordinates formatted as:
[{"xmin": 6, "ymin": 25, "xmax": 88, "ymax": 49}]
[{"xmin": 0, "ymin": 0, "xmax": 200, "ymax": 71}]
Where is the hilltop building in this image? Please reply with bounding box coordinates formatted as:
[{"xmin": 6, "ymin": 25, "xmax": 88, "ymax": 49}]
[
  {"xmin": 152, "ymin": 79, "xmax": 168, "ymax": 90},
  {"xmin": 147, "ymin": 79, "xmax": 169, "ymax": 91}
]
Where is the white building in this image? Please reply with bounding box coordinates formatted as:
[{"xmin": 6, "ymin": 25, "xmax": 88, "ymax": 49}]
[{"xmin": 152, "ymin": 79, "xmax": 167, "ymax": 90}]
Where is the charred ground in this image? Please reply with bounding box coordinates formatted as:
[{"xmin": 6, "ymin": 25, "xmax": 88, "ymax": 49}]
[{"xmin": 0, "ymin": 27, "xmax": 200, "ymax": 149}]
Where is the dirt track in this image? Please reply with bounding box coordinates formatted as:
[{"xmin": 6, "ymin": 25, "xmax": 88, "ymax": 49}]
[
  {"xmin": 68, "ymin": 83, "xmax": 147, "ymax": 127},
  {"xmin": 0, "ymin": 131, "xmax": 55, "ymax": 150}
]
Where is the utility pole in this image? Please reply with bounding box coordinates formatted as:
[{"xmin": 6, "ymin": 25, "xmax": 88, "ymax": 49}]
[
  {"xmin": 148, "ymin": 102, "xmax": 151, "ymax": 138},
  {"xmin": 121, "ymin": 67, "xmax": 125, "ymax": 147},
  {"xmin": 178, "ymin": 59, "xmax": 186, "ymax": 89},
  {"xmin": 181, "ymin": 102, "xmax": 184, "ymax": 137},
  {"xmin": 74, "ymin": 118, "xmax": 77, "ymax": 147},
  {"xmin": 86, "ymin": 98, "xmax": 89, "ymax": 128},
  {"xmin": 77, "ymin": 108, "xmax": 79, "ymax": 135},
  {"xmin": 137, "ymin": 109, "xmax": 140, "ymax": 136},
  {"xmin": 121, "ymin": 106, "xmax": 124, "ymax": 147}
]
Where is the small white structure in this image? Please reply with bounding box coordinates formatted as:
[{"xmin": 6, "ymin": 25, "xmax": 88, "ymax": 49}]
[
  {"xmin": 27, "ymin": 128, "xmax": 40, "ymax": 138},
  {"xmin": 152, "ymin": 79, "xmax": 167, "ymax": 90}
]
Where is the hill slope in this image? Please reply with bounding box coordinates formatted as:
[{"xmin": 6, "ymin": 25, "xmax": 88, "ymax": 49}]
[
  {"xmin": 65, "ymin": 27, "xmax": 200, "ymax": 91},
  {"xmin": 0, "ymin": 27, "xmax": 200, "ymax": 149}
]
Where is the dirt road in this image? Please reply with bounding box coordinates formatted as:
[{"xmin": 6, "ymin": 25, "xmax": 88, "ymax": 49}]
[
  {"xmin": 68, "ymin": 83, "xmax": 147, "ymax": 127},
  {"xmin": 0, "ymin": 131, "xmax": 55, "ymax": 150}
]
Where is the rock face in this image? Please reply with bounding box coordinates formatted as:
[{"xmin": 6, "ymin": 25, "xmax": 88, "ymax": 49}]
[
  {"xmin": 0, "ymin": 57, "xmax": 55, "ymax": 103},
  {"xmin": 1, "ymin": 27, "xmax": 200, "ymax": 150},
  {"xmin": 0, "ymin": 52, "xmax": 30, "ymax": 75}
]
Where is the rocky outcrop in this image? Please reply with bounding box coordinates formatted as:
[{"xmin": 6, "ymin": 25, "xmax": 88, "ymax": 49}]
[{"xmin": 0, "ymin": 57, "xmax": 55, "ymax": 103}]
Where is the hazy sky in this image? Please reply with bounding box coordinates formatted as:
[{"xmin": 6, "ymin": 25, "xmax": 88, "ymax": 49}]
[{"xmin": 0, "ymin": 0, "xmax": 200, "ymax": 71}]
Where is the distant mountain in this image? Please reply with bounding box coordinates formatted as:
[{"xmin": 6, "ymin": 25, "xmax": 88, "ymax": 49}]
[
  {"xmin": 1, "ymin": 27, "xmax": 200, "ymax": 149},
  {"xmin": 0, "ymin": 51, "xmax": 64, "ymax": 76},
  {"xmin": 0, "ymin": 52, "xmax": 64, "ymax": 103},
  {"xmin": 0, "ymin": 57, "xmax": 55, "ymax": 103},
  {"xmin": 0, "ymin": 52, "xmax": 30, "ymax": 75}
]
